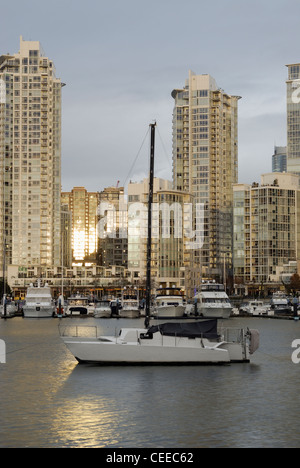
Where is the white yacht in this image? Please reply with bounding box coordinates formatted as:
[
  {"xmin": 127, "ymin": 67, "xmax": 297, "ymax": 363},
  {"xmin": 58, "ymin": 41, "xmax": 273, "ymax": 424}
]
[
  {"xmin": 0, "ymin": 295, "xmax": 17, "ymax": 318},
  {"xmin": 193, "ymin": 282, "xmax": 232, "ymax": 319},
  {"xmin": 65, "ymin": 294, "xmax": 95, "ymax": 316},
  {"xmin": 239, "ymin": 300, "xmax": 270, "ymax": 316},
  {"xmin": 270, "ymin": 291, "xmax": 292, "ymax": 315},
  {"xmin": 153, "ymin": 288, "xmax": 186, "ymax": 318},
  {"xmin": 23, "ymin": 281, "xmax": 55, "ymax": 318},
  {"xmin": 120, "ymin": 287, "xmax": 140, "ymax": 318},
  {"xmin": 94, "ymin": 299, "xmax": 112, "ymax": 318},
  {"xmin": 60, "ymin": 319, "xmax": 260, "ymax": 365}
]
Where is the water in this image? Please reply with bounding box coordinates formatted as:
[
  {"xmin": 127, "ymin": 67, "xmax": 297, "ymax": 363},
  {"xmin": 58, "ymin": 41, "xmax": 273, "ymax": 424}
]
[{"xmin": 0, "ymin": 315, "xmax": 300, "ymax": 448}]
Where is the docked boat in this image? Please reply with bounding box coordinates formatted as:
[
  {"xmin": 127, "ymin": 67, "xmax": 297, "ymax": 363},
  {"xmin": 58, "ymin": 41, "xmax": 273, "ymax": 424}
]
[
  {"xmin": 60, "ymin": 319, "xmax": 260, "ymax": 365},
  {"xmin": 23, "ymin": 281, "xmax": 55, "ymax": 318},
  {"xmin": 0, "ymin": 295, "xmax": 17, "ymax": 318},
  {"xmin": 153, "ymin": 287, "xmax": 186, "ymax": 318},
  {"xmin": 239, "ymin": 300, "xmax": 270, "ymax": 316},
  {"xmin": 60, "ymin": 123, "xmax": 259, "ymax": 365},
  {"xmin": 65, "ymin": 294, "xmax": 95, "ymax": 316},
  {"xmin": 270, "ymin": 291, "xmax": 292, "ymax": 316},
  {"xmin": 193, "ymin": 281, "xmax": 232, "ymax": 319},
  {"xmin": 120, "ymin": 287, "xmax": 140, "ymax": 318},
  {"xmin": 94, "ymin": 299, "xmax": 112, "ymax": 318}
]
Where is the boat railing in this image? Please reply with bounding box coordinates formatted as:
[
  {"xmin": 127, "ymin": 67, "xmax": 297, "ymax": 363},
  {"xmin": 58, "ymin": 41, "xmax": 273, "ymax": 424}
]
[
  {"xmin": 220, "ymin": 327, "xmax": 247, "ymax": 344},
  {"xmin": 59, "ymin": 324, "xmax": 101, "ymax": 338}
]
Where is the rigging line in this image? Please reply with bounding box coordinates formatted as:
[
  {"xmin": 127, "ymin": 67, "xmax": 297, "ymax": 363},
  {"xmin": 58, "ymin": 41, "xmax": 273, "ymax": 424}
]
[
  {"xmin": 156, "ymin": 126, "xmax": 172, "ymax": 171},
  {"xmin": 5, "ymin": 341, "xmax": 50, "ymax": 355},
  {"xmin": 122, "ymin": 127, "xmax": 150, "ymax": 188}
]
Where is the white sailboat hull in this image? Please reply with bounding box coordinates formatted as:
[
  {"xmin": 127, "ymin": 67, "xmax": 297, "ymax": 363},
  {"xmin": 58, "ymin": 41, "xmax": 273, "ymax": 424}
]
[
  {"xmin": 61, "ymin": 324, "xmax": 255, "ymax": 365},
  {"xmin": 62, "ymin": 336, "xmax": 231, "ymax": 364}
]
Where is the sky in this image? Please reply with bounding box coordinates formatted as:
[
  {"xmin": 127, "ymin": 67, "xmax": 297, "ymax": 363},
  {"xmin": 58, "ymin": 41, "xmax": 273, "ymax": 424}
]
[{"xmin": 1, "ymin": 0, "xmax": 299, "ymax": 192}]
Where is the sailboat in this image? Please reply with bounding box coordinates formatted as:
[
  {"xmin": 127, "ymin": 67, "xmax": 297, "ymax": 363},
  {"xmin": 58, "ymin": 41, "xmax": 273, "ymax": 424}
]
[{"xmin": 60, "ymin": 123, "xmax": 259, "ymax": 364}]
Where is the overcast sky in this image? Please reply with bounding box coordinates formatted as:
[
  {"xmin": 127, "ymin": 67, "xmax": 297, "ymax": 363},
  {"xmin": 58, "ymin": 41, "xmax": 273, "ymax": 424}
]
[{"xmin": 1, "ymin": 0, "xmax": 299, "ymax": 191}]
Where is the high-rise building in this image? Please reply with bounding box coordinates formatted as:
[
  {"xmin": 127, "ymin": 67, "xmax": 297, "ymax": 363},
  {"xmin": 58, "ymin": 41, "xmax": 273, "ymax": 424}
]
[
  {"xmin": 233, "ymin": 173, "xmax": 300, "ymax": 286},
  {"xmin": 286, "ymin": 63, "xmax": 300, "ymax": 175},
  {"xmin": 0, "ymin": 36, "xmax": 63, "ymax": 269},
  {"xmin": 172, "ymin": 71, "xmax": 240, "ymax": 284},
  {"xmin": 127, "ymin": 178, "xmax": 172, "ymax": 281},
  {"xmin": 156, "ymin": 188, "xmax": 193, "ymax": 294},
  {"xmin": 61, "ymin": 187, "xmax": 98, "ymax": 266},
  {"xmin": 98, "ymin": 186, "xmax": 128, "ymax": 267},
  {"xmin": 272, "ymin": 146, "xmax": 287, "ymax": 173}
]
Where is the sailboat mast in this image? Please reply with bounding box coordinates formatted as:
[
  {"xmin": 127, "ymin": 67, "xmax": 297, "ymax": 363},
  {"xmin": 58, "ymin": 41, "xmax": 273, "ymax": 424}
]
[{"xmin": 145, "ymin": 122, "xmax": 156, "ymax": 328}]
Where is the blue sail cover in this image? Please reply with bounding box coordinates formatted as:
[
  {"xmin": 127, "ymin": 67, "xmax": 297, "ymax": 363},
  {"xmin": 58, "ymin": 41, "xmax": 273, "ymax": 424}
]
[{"xmin": 148, "ymin": 320, "xmax": 219, "ymax": 339}]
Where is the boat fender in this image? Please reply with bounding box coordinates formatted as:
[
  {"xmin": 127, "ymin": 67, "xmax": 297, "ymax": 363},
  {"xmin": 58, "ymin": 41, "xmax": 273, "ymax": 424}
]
[{"xmin": 248, "ymin": 329, "xmax": 260, "ymax": 354}]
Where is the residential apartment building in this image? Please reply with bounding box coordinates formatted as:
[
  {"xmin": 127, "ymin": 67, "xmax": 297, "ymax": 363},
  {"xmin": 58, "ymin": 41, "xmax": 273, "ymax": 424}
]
[
  {"xmin": 127, "ymin": 178, "xmax": 172, "ymax": 282},
  {"xmin": 156, "ymin": 189, "xmax": 193, "ymax": 293},
  {"xmin": 0, "ymin": 36, "xmax": 63, "ymax": 269},
  {"xmin": 172, "ymin": 71, "xmax": 239, "ymax": 284},
  {"xmin": 286, "ymin": 63, "xmax": 300, "ymax": 176},
  {"xmin": 233, "ymin": 173, "xmax": 300, "ymax": 286},
  {"xmin": 127, "ymin": 178, "xmax": 194, "ymax": 293},
  {"xmin": 98, "ymin": 186, "xmax": 128, "ymax": 267},
  {"xmin": 61, "ymin": 187, "xmax": 98, "ymax": 266}
]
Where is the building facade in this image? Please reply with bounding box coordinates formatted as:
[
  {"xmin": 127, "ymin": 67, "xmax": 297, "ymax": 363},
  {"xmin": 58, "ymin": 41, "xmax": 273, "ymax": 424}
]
[
  {"xmin": 61, "ymin": 187, "xmax": 98, "ymax": 266},
  {"xmin": 233, "ymin": 173, "xmax": 300, "ymax": 287},
  {"xmin": 156, "ymin": 189, "xmax": 193, "ymax": 293},
  {"xmin": 0, "ymin": 36, "xmax": 63, "ymax": 269},
  {"xmin": 98, "ymin": 186, "xmax": 128, "ymax": 268},
  {"xmin": 172, "ymin": 71, "xmax": 239, "ymax": 285},
  {"xmin": 272, "ymin": 146, "xmax": 287, "ymax": 173},
  {"xmin": 286, "ymin": 63, "xmax": 300, "ymax": 176},
  {"xmin": 127, "ymin": 178, "xmax": 172, "ymax": 282}
]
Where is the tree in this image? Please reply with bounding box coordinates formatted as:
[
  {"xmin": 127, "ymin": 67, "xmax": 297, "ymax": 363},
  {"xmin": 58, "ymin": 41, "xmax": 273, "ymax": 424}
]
[{"xmin": 289, "ymin": 273, "xmax": 300, "ymax": 295}]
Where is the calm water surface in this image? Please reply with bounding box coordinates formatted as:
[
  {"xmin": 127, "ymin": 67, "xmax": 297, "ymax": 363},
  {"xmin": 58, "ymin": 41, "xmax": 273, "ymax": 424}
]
[{"xmin": 0, "ymin": 316, "xmax": 300, "ymax": 448}]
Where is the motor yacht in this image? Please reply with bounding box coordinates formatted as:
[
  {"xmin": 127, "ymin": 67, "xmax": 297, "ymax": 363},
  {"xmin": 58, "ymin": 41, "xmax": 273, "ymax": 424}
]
[
  {"xmin": 65, "ymin": 294, "xmax": 95, "ymax": 316},
  {"xmin": 193, "ymin": 281, "xmax": 232, "ymax": 319},
  {"xmin": 94, "ymin": 299, "xmax": 112, "ymax": 318},
  {"xmin": 120, "ymin": 287, "xmax": 140, "ymax": 318},
  {"xmin": 23, "ymin": 281, "xmax": 55, "ymax": 318},
  {"xmin": 153, "ymin": 287, "xmax": 186, "ymax": 318}
]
